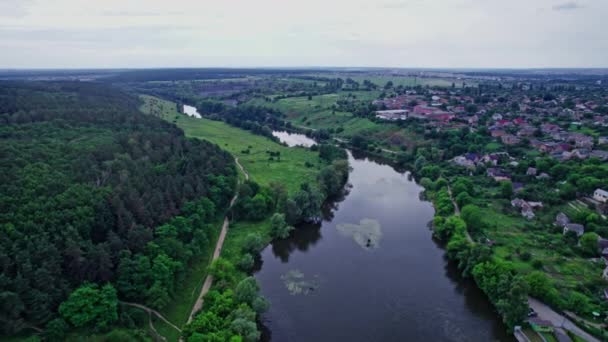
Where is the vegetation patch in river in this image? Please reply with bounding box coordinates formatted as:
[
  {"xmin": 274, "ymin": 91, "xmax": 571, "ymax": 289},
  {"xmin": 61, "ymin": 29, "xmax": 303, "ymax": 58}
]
[
  {"xmin": 336, "ymin": 218, "xmax": 382, "ymax": 250},
  {"xmin": 281, "ymin": 270, "xmax": 320, "ymax": 295}
]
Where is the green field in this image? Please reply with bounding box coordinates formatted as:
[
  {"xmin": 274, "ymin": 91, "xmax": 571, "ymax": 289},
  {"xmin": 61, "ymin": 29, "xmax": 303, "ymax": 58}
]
[
  {"xmin": 140, "ymin": 95, "xmax": 325, "ymax": 194},
  {"xmin": 246, "ymin": 92, "xmax": 427, "ymax": 152},
  {"xmin": 478, "ymin": 202, "xmax": 602, "ymax": 298}
]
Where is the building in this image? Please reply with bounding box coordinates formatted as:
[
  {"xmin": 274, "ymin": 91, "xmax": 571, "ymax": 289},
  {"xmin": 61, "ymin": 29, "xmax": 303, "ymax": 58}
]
[
  {"xmin": 501, "ymin": 134, "xmax": 521, "ymax": 145},
  {"xmin": 594, "ymin": 189, "xmax": 608, "ymax": 203},
  {"xmin": 375, "ymin": 109, "xmax": 408, "ymax": 121},
  {"xmin": 555, "ymin": 212, "xmax": 569, "ymax": 227},
  {"xmin": 563, "ymin": 223, "xmax": 585, "ymax": 237}
]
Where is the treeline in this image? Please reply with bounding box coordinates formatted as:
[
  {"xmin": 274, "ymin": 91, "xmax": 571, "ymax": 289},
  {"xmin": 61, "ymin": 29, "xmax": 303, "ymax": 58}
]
[
  {"xmin": 107, "ymin": 68, "xmax": 326, "ymax": 83},
  {"xmin": 430, "ymin": 190, "xmax": 529, "ymax": 330},
  {"xmin": 0, "ymin": 82, "xmax": 237, "ymax": 338}
]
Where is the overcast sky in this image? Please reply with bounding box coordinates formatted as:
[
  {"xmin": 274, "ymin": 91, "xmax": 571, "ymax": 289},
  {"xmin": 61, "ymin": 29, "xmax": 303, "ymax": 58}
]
[{"xmin": 1, "ymin": 0, "xmax": 606, "ymax": 68}]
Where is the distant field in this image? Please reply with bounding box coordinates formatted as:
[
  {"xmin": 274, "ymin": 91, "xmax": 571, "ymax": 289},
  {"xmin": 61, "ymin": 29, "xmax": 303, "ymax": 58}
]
[
  {"xmin": 140, "ymin": 95, "xmax": 325, "ymax": 194},
  {"xmin": 303, "ymin": 74, "xmax": 466, "ymax": 88}
]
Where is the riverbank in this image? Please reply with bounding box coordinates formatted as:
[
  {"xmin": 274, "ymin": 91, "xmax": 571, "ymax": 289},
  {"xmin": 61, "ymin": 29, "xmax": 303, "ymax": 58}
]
[{"xmin": 140, "ymin": 94, "xmax": 349, "ymax": 341}]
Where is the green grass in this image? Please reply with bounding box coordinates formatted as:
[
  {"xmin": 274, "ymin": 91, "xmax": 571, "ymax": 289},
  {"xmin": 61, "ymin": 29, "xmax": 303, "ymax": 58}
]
[
  {"xmin": 541, "ymin": 332, "xmax": 558, "ymax": 342},
  {"xmin": 247, "ymin": 93, "xmax": 427, "ymax": 151},
  {"xmin": 222, "ymin": 220, "xmax": 273, "ymax": 276},
  {"xmin": 478, "ymin": 203, "xmax": 603, "ymax": 298},
  {"xmin": 140, "ymin": 95, "xmax": 326, "ymax": 194}
]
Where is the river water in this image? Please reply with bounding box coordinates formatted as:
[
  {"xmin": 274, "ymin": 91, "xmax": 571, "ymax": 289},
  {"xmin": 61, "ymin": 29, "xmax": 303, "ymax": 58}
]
[
  {"xmin": 271, "ymin": 131, "xmax": 316, "ymax": 147},
  {"xmin": 255, "ymin": 147, "xmax": 512, "ymax": 342},
  {"xmin": 183, "ymin": 104, "xmax": 202, "ymax": 118}
]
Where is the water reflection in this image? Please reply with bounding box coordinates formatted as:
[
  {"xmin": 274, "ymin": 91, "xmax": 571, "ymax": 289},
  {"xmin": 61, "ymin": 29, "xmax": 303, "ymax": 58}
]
[{"xmin": 270, "ymin": 223, "xmax": 322, "ymax": 263}]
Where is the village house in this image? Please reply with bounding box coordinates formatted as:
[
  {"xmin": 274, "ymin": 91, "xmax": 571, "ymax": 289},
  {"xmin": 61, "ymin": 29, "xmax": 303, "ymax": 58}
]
[
  {"xmin": 375, "ymin": 109, "xmax": 408, "ymax": 121},
  {"xmin": 452, "ymin": 156, "xmax": 476, "ymax": 168},
  {"xmin": 501, "ymin": 134, "xmax": 521, "ymax": 145},
  {"xmin": 467, "ymin": 115, "xmax": 478, "ymax": 125},
  {"xmin": 554, "ymin": 212, "xmax": 570, "ymax": 227},
  {"xmin": 569, "ymin": 133, "xmax": 594, "ymax": 149},
  {"xmin": 541, "ymin": 123, "xmax": 560, "ymax": 134},
  {"xmin": 487, "ymin": 168, "xmax": 511, "ymax": 181},
  {"xmin": 491, "ymin": 129, "xmax": 507, "ymax": 138},
  {"xmin": 517, "ymin": 126, "xmax": 537, "ymax": 137},
  {"xmin": 563, "ymin": 223, "xmax": 585, "ymax": 237},
  {"xmin": 594, "ymin": 189, "xmax": 608, "ymax": 203},
  {"xmin": 590, "ymin": 150, "xmax": 608, "ymax": 161},
  {"xmin": 511, "ymin": 198, "xmax": 542, "ymax": 219}
]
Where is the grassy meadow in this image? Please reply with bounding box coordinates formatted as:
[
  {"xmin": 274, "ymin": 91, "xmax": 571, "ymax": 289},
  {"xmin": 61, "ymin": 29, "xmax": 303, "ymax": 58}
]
[{"xmin": 140, "ymin": 95, "xmax": 326, "ymax": 194}]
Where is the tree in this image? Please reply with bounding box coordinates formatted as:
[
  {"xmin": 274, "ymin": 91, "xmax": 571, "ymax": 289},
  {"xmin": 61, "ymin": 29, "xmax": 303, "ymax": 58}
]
[
  {"xmin": 461, "ymin": 205, "xmax": 484, "ymax": 234},
  {"xmin": 251, "ymin": 296, "xmax": 269, "ymax": 314},
  {"xmin": 230, "ymin": 318, "xmax": 260, "ymax": 342},
  {"xmin": 45, "ymin": 318, "xmax": 68, "ymax": 341},
  {"xmin": 567, "ymin": 292, "xmax": 591, "ymax": 315},
  {"xmin": 270, "ymin": 213, "xmax": 294, "ymax": 239},
  {"xmin": 237, "ymin": 253, "xmax": 255, "ymax": 271},
  {"xmin": 235, "ymin": 277, "xmax": 259, "ymax": 305},
  {"xmin": 500, "ymin": 181, "xmax": 513, "ymax": 199},
  {"xmin": 580, "ymin": 232, "xmax": 599, "ymax": 257},
  {"xmin": 496, "ymin": 276, "xmax": 528, "ymax": 329},
  {"xmin": 434, "ymin": 216, "xmax": 466, "ymax": 241},
  {"xmin": 59, "ymin": 283, "xmax": 118, "ymax": 331},
  {"xmin": 455, "ymin": 192, "xmax": 473, "ymax": 208},
  {"xmin": 243, "ymin": 234, "xmax": 265, "ymax": 254}
]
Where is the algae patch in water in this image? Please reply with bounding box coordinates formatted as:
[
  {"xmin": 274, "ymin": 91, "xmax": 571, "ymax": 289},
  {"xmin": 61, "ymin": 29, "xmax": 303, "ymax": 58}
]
[
  {"xmin": 281, "ymin": 269, "xmax": 320, "ymax": 295},
  {"xmin": 336, "ymin": 218, "xmax": 382, "ymax": 250}
]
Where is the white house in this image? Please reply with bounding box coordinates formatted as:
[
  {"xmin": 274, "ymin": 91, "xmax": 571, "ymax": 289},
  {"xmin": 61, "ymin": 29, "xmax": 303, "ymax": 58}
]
[{"xmin": 594, "ymin": 189, "xmax": 608, "ymax": 203}]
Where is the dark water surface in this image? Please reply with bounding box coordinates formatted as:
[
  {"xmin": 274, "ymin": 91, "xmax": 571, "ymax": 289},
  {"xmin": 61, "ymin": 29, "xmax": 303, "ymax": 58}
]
[{"xmin": 255, "ymin": 151, "xmax": 513, "ymax": 342}]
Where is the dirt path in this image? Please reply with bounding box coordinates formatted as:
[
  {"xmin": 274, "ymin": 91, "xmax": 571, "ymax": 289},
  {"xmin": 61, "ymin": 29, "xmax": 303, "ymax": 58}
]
[
  {"xmin": 235, "ymin": 158, "xmax": 249, "ymax": 181},
  {"xmin": 120, "ymin": 301, "xmax": 182, "ymax": 333},
  {"xmin": 528, "ymin": 297, "xmax": 600, "ymax": 342},
  {"xmin": 186, "ymin": 158, "xmax": 248, "ymax": 325},
  {"xmin": 447, "ymin": 186, "xmax": 474, "ymax": 243}
]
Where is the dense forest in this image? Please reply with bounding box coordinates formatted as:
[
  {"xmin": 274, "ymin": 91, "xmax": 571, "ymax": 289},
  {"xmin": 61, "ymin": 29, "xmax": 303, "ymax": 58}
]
[{"xmin": 0, "ymin": 82, "xmax": 237, "ymax": 337}]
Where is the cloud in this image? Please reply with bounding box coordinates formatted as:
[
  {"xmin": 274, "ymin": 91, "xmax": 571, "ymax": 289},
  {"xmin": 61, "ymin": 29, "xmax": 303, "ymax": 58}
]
[
  {"xmin": 552, "ymin": 1, "xmax": 584, "ymax": 11},
  {"xmin": 0, "ymin": 0, "xmax": 33, "ymax": 17},
  {"xmin": 100, "ymin": 10, "xmax": 186, "ymax": 17}
]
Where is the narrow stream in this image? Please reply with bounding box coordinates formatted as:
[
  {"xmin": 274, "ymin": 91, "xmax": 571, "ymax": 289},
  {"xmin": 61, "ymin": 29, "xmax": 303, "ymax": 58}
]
[{"xmin": 255, "ymin": 144, "xmax": 513, "ymax": 341}]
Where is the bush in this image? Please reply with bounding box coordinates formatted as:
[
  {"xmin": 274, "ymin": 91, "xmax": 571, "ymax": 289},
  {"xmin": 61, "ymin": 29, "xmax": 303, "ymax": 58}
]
[
  {"xmin": 243, "ymin": 233, "xmax": 265, "ymax": 254},
  {"xmin": 238, "ymin": 253, "xmax": 255, "ymax": 271}
]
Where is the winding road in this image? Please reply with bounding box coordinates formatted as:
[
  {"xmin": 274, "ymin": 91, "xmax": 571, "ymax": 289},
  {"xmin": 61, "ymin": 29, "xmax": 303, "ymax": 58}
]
[
  {"xmin": 120, "ymin": 301, "xmax": 182, "ymax": 333},
  {"xmin": 186, "ymin": 158, "xmax": 249, "ymax": 324},
  {"xmin": 528, "ymin": 297, "xmax": 600, "ymax": 342}
]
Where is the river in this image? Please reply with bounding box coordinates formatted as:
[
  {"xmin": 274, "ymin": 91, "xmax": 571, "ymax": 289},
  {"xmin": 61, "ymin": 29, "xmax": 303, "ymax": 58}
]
[
  {"xmin": 183, "ymin": 104, "xmax": 202, "ymax": 118},
  {"xmin": 255, "ymin": 142, "xmax": 513, "ymax": 341},
  {"xmin": 271, "ymin": 131, "xmax": 316, "ymax": 147}
]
